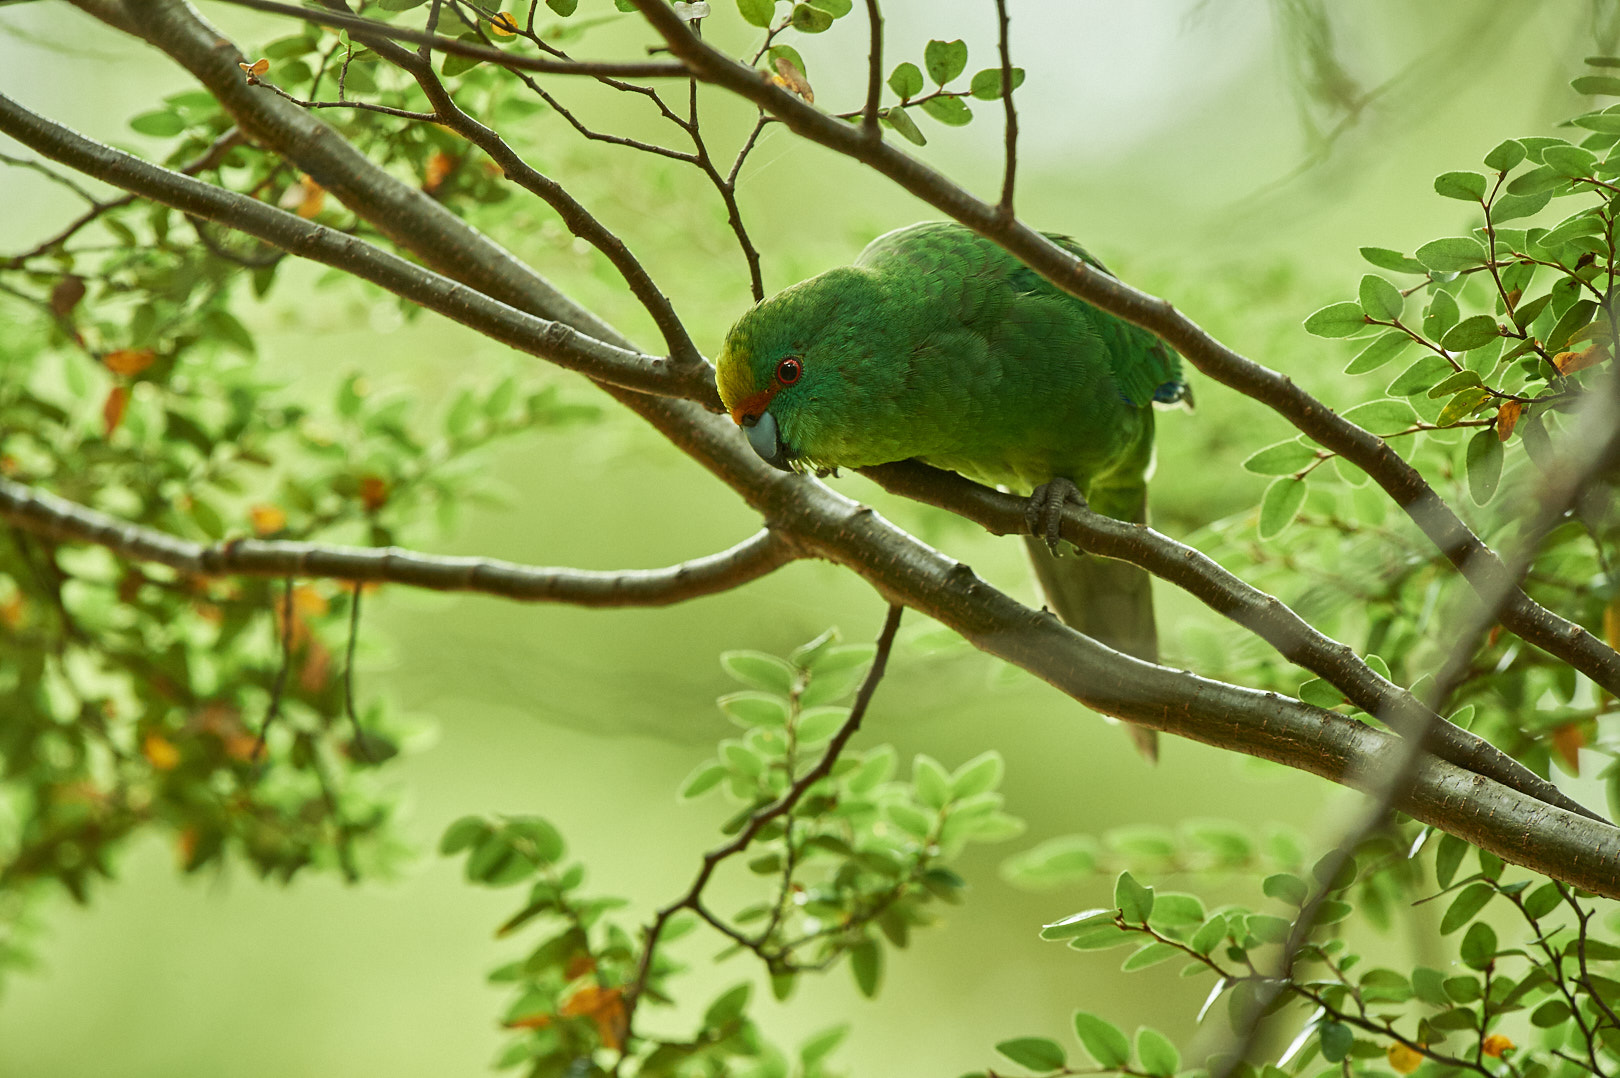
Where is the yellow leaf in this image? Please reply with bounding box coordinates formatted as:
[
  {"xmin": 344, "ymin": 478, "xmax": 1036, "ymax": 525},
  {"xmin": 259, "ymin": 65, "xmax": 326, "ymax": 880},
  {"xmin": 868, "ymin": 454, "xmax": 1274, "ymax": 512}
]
[
  {"xmin": 1387, "ymin": 1043, "xmax": 1424, "ymax": 1075},
  {"xmin": 490, "ymin": 11, "xmax": 518, "ymax": 35},
  {"xmin": 1483, "ymin": 1035, "xmax": 1514, "ymax": 1058},
  {"xmin": 773, "ymin": 56, "xmax": 814, "ymax": 103},
  {"xmin": 1554, "ymin": 342, "xmax": 1607, "ymax": 374},
  {"xmin": 143, "ymin": 732, "xmax": 182, "ymax": 771},
  {"xmin": 249, "ymin": 504, "xmax": 287, "ymax": 535}
]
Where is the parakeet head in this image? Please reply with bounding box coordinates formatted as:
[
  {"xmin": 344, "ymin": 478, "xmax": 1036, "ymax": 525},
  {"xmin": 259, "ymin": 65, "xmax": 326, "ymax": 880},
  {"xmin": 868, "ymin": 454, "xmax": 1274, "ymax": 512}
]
[{"xmin": 716, "ymin": 267, "xmax": 890, "ymax": 473}]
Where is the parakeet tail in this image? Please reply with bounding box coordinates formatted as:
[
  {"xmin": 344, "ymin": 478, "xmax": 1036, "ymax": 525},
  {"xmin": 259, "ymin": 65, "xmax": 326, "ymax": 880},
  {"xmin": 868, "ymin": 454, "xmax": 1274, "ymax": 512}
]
[{"xmin": 1023, "ymin": 483, "xmax": 1159, "ymax": 762}]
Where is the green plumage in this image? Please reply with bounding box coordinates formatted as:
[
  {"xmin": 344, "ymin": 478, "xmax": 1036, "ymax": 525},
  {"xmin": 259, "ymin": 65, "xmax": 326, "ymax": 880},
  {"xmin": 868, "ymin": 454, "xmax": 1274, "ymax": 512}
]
[{"xmin": 717, "ymin": 223, "xmax": 1189, "ymax": 758}]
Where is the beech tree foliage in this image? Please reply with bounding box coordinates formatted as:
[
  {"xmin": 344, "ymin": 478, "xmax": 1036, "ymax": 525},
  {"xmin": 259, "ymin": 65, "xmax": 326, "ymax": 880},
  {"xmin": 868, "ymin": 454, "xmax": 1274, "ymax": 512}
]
[{"xmin": 2, "ymin": 3, "xmax": 1620, "ymax": 1077}]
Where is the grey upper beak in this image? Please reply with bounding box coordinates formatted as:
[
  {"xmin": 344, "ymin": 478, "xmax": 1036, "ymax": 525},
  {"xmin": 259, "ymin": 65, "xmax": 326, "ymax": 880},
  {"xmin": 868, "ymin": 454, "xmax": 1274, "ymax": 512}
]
[{"xmin": 742, "ymin": 411, "xmax": 794, "ymax": 472}]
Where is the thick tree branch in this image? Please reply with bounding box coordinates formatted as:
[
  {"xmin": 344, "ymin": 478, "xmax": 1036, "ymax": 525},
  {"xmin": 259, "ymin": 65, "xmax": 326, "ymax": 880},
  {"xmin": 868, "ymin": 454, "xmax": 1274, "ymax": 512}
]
[
  {"xmin": 55, "ymin": 0, "xmax": 1620, "ymax": 886},
  {"xmin": 861, "ymin": 460, "xmax": 1601, "ymax": 824},
  {"xmin": 0, "ymin": 92, "xmax": 720, "ymax": 408},
  {"xmin": 205, "ymin": 0, "xmax": 692, "ymax": 80},
  {"xmin": 627, "ymin": 0, "xmax": 1620, "ymax": 699},
  {"xmin": 0, "ymin": 477, "xmax": 795, "ymax": 606}
]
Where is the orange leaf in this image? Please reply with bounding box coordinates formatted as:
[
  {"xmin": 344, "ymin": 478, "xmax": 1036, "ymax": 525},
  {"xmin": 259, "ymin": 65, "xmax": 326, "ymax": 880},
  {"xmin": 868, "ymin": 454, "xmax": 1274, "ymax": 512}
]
[
  {"xmin": 293, "ymin": 585, "xmax": 329, "ymax": 619},
  {"xmin": 772, "ymin": 57, "xmax": 814, "ymax": 103},
  {"xmin": 239, "ymin": 57, "xmax": 270, "ymax": 77},
  {"xmin": 299, "ymin": 637, "xmax": 332, "ymax": 693},
  {"xmin": 565, "ymin": 954, "xmax": 597, "ymax": 980},
  {"xmin": 1495, "ymin": 400, "xmax": 1521, "ymax": 442},
  {"xmin": 1482, "ymin": 1035, "xmax": 1514, "ymax": 1058},
  {"xmin": 490, "ymin": 11, "xmax": 518, "ymax": 35},
  {"xmin": 503, "ymin": 1013, "xmax": 552, "ymax": 1030},
  {"xmin": 104, "ymin": 347, "xmax": 156, "ymax": 376},
  {"xmin": 143, "ymin": 732, "xmax": 182, "ymax": 771},
  {"xmin": 1554, "ymin": 342, "xmax": 1607, "ymax": 374},
  {"xmin": 249, "ymin": 504, "xmax": 287, "ymax": 535},
  {"xmin": 423, "ymin": 151, "xmax": 457, "ymax": 194},
  {"xmin": 559, "ymin": 984, "xmax": 626, "ymax": 1050},
  {"xmin": 1551, "ymin": 722, "xmax": 1585, "ymax": 775},
  {"xmin": 102, "ymin": 384, "xmax": 129, "ymax": 436},
  {"xmin": 359, "ymin": 475, "xmax": 390, "ymax": 512},
  {"xmin": 1386, "ymin": 1044, "xmax": 1424, "ymax": 1075},
  {"xmin": 278, "ymin": 176, "xmax": 326, "ymax": 219}
]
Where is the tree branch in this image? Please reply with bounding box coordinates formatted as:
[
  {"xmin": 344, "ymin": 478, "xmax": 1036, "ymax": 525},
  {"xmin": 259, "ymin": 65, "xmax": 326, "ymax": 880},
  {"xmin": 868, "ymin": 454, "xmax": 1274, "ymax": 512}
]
[
  {"xmin": 860, "ymin": 459, "xmax": 1602, "ymax": 824},
  {"xmin": 626, "ymin": 0, "xmax": 1620, "ymax": 699},
  {"xmin": 992, "ymin": 0, "xmax": 1016, "ymax": 216},
  {"xmin": 0, "ymin": 477, "xmax": 797, "ymax": 607},
  {"xmin": 0, "ymin": 91, "xmax": 720, "ymax": 408},
  {"xmin": 205, "ymin": 0, "xmax": 692, "ymax": 80}
]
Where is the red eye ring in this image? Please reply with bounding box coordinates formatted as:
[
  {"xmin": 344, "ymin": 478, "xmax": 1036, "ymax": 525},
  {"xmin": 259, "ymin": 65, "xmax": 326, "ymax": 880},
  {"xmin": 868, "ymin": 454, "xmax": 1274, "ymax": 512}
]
[{"xmin": 775, "ymin": 357, "xmax": 803, "ymax": 385}]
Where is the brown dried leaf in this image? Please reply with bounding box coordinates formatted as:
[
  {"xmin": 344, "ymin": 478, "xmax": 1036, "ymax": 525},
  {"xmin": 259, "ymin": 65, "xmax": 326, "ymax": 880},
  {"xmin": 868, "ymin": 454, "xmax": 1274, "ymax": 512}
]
[
  {"xmin": 102, "ymin": 384, "xmax": 129, "ymax": 435},
  {"xmin": 1495, "ymin": 400, "xmax": 1521, "ymax": 442},
  {"xmin": 1553, "ymin": 342, "xmax": 1608, "ymax": 374},
  {"xmin": 1551, "ymin": 722, "xmax": 1585, "ymax": 774},
  {"xmin": 239, "ymin": 57, "xmax": 270, "ymax": 78},
  {"xmin": 773, "ymin": 56, "xmax": 814, "ymax": 103},
  {"xmin": 103, "ymin": 347, "xmax": 156, "ymax": 376},
  {"xmin": 49, "ymin": 276, "xmax": 86, "ymax": 317}
]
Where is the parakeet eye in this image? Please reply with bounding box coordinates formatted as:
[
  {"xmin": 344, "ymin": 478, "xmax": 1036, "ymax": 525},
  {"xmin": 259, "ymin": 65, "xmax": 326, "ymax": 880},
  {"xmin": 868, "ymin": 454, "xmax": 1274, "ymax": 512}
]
[{"xmin": 775, "ymin": 357, "xmax": 802, "ymax": 385}]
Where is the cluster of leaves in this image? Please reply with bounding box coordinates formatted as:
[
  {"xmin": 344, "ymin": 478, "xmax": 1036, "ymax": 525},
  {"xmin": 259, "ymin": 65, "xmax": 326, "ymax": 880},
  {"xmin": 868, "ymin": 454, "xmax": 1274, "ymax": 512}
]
[
  {"xmin": 0, "ymin": 11, "xmax": 603, "ymax": 987},
  {"xmin": 1183, "ymin": 62, "xmax": 1620, "ymax": 804},
  {"xmin": 446, "ymin": 628, "xmax": 1025, "ymax": 1077},
  {"xmin": 988, "ymin": 825, "xmax": 1620, "ymax": 1078}
]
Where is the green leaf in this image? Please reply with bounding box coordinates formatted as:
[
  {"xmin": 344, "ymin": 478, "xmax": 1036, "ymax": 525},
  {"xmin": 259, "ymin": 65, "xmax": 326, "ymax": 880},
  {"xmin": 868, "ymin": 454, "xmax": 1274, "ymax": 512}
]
[
  {"xmin": 1533, "ymin": 999, "xmax": 1574, "ymax": 1027},
  {"xmin": 1039, "ymin": 908, "xmax": 1116, "ymax": 940},
  {"xmin": 995, "ymin": 1038, "xmax": 1067, "ymax": 1073},
  {"xmin": 1440, "ymin": 314, "xmax": 1502, "ymax": 352},
  {"xmin": 678, "ymin": 761, "xmax": 726, "ymax": 799},
  {"xmin": 1434, "ymin": 170, "xmax": 1487, "ymax": 201},
  {"xmin": 1465, "ymin": 428, "xmax": 1504, "ymax": 505},
  {"xmin": 790, "ymin": 3, "xmax": 833, "ymax": 31},
  {"xmin": 1360, "ymin": 247, "xmax": 1427, "ymax": 274},
  {"xmin": 1114, "ymin": 871, "xmax": 1154, "ymax": 923},
  {"xmin": 1358, "ymin": 274, "xmax": 1404, "ymax": 320},
  {"xmin": 1523, "ymin": 882, "xmax": 1563, "ymax": 920},
  {"xmin": 441, "ymin": 33, "xmax": 487, "ymax": 77},
  {"xmin": 1263, "ymin": 872, "xmax": 1308, "ymax": 906},
  {"xmin": 130, "ymin": 110, "xmax": 186, "ymax": 137},
  {"xmin": 1302, "ymin": 301, "xmax": 1368, "ymax": 338},
  {"xmin": 1437, "ymin": 387, "xmax": 1491, "ymax": 426},
  {"xmin": 887, "ymin": 61, "xmax": 923, "ymax": 99},
  {"xmin": 440, "ymin": 815, "xmax": 491, "ymax": 854},
  {"xmin": 737, "ymin": 0, "xmax": 775, "ymax": 27},
  {"xmin": 913, "ymin": 753, "xmax": 951, "ymax": 809},
  {"xmin": 1424, "ymin": 289, "xmax": 1459, "ymax": 339},
  {"xmin": 1387, "ymin": 355, "xmax": 1452, "ymax": 398},
  {"xmin": 1427, "ymin": 369, "xmax": 1484, "ymax": 398},
  {"xmin": 1493, "ymin": 188, "xmax": 1552, "ymax": 222},
  {"xmin": 1242, "ymin": 440, "xmax": 1316, "ymax": 476},
  {"xmin": 1258, "ymin": 476, "xmax": 1306, "ymax": 539},
  {"xmin": 1573, "ymin": 74, "xmax": 1620, "ymax": 95},
  {"xmin": 969, "ymin": 66, "xmax": 1026, "ymax": 99},
  {"xmin": 1136, "ymin": 1028, "xmax": 1180, "ymax": 1077},
  {"xmin": 546, "ymin": 0, "xmax": 579, "ymax": 14},
  {"xmin": 1344, "ymin": 331, "xmax": 1412, "ymax": 375},
  {"xmin": 850, "ymin": 938, "xmax": 882, "ymax": 997},
  {"xmin": 1298, "ymin": 678, "xmax": 1343, "ymax": 709},
  {"xmin": 1542, "ymin": 143, "xmax": 1597, "ymax": 177},
  {"xmin": 704, "ymin": 983, "xmax": 751, "ymax": 1027},
  {"xmin": 1484, "ymin": 139, "xmax": 1527, "ymax": 171},
  {"xmin": 1440, "ymin": 882, "xmax": 1494, "ymax": 935},
  {"xmin": 1318, "ymin": 1022, "xmax": 1353, "ymax": 1063},
  {"xmin": 1072, "ymin": 1012, "xmax": 1131, "ymax": 1068},
  {"xmin": 1121, "ymin": 942, "xmax": 1181, "ymax": 971},
  {"xmin": 720, "ymin": 650, "xmax": 797, "ymax": 693},
  {"xmin": 1546, "ymin": 298, "xmax": 1598, "ymax": 353},
  {"xmin": 796, "ymin": 706, "xmax": 848, "ymax": 745},
  {"xmin": 919, "ymin": 96, "xmax": 973, "ymax": 126},
  {"xmin": 880, "ymin": 107, "xmax": 926, "ymax": 146},
  {"xmin": 800, "ymin": 1025, "xmax": 849, "ymax": 1068},
  {"xmin": 806, "ymin": 0, "xmax": 851, "ymax": 15},
  {"xmin": 951, "ymin": 751, "xmax": 1004, "ymax": 798},
  {"xmin": 719, "ymin": 691, "xmax": 790, "ymax": 727},
  {"xmin": 1415, "ymin": 236, "xmax": 1488, "ymax": 272},
  {"xmin": 924, "ymin": 38, "xmax": 968, "ymax": 84},
  {"xmin": 1460, "ymin": 920, "xmax": 1498, "ymax": 970},
  {"xmin": 1434, "ymin": 833, "xmax": 1468, "ymax": 888}
]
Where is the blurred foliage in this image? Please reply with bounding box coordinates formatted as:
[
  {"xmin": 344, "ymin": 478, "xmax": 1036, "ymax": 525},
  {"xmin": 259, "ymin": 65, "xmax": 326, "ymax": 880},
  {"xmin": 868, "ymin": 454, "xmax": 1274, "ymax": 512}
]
[{"xmin": 2, "ymin": 4, "xmax": 1620, "ymax": 1078}]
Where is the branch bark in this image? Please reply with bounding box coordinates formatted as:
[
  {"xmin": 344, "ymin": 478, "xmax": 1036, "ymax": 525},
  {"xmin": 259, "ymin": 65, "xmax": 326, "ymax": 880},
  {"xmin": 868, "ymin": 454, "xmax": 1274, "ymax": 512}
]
[
  {"xmin": 0, "ymin": 477, "xmax": 796, "ymax": 606},
  {"xmin": 627, "ymin": 0, "xmax": 1620, "ymax": 699}
]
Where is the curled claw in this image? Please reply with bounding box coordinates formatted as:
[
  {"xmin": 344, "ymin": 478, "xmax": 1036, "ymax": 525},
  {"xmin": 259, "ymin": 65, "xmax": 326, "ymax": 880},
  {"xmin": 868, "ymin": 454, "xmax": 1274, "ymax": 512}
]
[{"xmin": 1026, "ymin": 477, "xmax": 1086, "ymax": 556}]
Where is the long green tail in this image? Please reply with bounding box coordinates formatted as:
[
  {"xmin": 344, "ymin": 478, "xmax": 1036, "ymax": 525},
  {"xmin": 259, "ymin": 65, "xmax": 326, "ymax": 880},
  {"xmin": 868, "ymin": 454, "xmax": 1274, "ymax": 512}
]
[{"xmin": 1023, "ymin": 483, "xmax": 1159, "ymax": 761}]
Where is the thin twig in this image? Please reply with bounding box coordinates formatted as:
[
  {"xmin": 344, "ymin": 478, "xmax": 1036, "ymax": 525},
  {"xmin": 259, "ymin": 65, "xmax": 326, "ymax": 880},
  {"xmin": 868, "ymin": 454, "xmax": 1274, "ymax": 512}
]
[
  {"xmin": 861, "ymin": 0, "xmax": 883, "ymax": 140},
  {"xmin": 252, "ymin": 577, "xmax": 297, "ymax": 762},
  {"xmin": 993, "ymin": 0, "xmax": 1017, "ymax": 216}
]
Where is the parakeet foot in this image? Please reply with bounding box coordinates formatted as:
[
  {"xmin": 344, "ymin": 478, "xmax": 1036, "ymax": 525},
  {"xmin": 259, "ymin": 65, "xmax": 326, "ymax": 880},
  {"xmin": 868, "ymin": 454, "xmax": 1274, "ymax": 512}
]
[{"xmin": 1026, "ymin": 478, "xmax": 1086, "ymax": 556}]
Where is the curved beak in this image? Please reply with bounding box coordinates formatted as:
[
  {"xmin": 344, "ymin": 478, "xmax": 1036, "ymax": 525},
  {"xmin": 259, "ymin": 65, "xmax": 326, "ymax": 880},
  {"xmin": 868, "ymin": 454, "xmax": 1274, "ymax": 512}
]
[{"xmin": 740, "ymin": 411, "xmax": 795, "ymax": 473}]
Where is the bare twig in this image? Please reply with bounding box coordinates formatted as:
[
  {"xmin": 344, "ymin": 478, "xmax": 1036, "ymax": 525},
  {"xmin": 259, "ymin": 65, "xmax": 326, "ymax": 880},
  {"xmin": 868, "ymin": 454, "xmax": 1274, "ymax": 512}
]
[
  {"xmin": 252, "ymin": 577, "xmax": 296, "ymax": 761},
  {"xmin": 992, "ymin": 0, "xmax": 1016, "ymax": 216},
  {"xmin": 861, "ymin": 0, "xmax": 883, "ymax": 140},
  {"xmin": 207, "ymin": 0, "xmax": 692, "ymax": 79},
  {"xmin": 0, "ymin": 476, "xmax": 798, "ymax": 606}
]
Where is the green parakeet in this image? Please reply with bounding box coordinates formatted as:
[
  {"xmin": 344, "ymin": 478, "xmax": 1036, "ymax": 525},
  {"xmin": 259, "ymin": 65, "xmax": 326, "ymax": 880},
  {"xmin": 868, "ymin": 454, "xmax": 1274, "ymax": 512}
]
[{"xmin": 716, "ymin": 222, "xmax": 1190, "ymax": 759}]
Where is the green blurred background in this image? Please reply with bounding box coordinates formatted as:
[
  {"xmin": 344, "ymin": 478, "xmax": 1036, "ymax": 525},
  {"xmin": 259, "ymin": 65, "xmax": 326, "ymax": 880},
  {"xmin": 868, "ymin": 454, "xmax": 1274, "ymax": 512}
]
[{"xmin": 0, "ymin": 2, "xmax": 1610, "ymax": 1075}]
